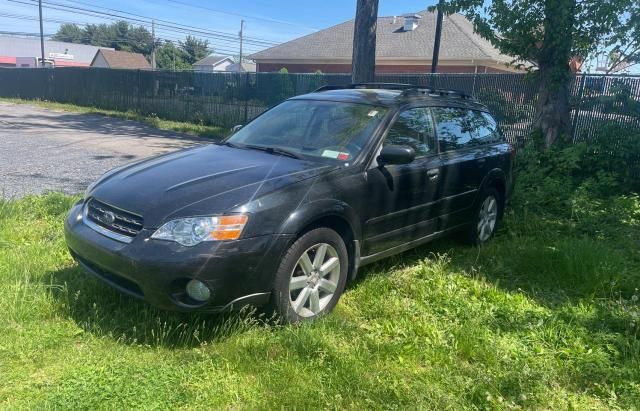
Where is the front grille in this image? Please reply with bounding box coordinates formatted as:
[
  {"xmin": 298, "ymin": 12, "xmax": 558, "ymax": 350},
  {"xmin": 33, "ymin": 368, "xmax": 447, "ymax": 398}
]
[{"xmin": 85, "ymin": 198, "xmax": 143, "ymax": 239}]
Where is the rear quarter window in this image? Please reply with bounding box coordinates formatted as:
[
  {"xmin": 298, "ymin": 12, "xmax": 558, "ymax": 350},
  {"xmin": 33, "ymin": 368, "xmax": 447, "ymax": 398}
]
[{"xmin": 433, "ymin": 108, "xmax": 503, "ymax": 152}]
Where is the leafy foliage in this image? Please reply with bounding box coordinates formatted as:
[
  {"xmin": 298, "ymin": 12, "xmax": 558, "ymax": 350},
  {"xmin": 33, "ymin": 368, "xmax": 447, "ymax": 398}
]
[
  {"xmin": 436, "ymin": 0, "xmax": 639, "ymax": 146},
  {"xmin": 155, "ymin": 40, "xmax": 191, "ymax": 71},
  {"xmin": 52, "ymin": 22, "xmax": 211, "ymax": 70},
  {"xmin": 438, "ymin": 0, "xmax": 635, "ymax": 69},
  {"xmin": 178, "ymin": 36, "xmax": 210, "ymax": 65},
  {"xmin": 513, "ymin": 124, "xmax": 640, "ymax": 214}
]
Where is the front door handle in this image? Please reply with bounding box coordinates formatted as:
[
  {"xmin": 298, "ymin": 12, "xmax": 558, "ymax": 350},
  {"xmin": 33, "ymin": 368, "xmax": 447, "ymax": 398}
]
[{"xmin": 427, "ymin": 169, "xmax": 439, "ymax": 180}]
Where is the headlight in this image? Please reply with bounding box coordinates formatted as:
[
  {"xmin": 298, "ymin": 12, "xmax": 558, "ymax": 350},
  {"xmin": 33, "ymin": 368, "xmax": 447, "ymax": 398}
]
[{"xmin": 151, "ymin": 215, "xmax": 248, "ymax": 246}]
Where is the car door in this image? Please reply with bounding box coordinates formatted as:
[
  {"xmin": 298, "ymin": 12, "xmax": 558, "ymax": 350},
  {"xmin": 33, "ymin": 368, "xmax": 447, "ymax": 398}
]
[
  {"xmin": 362, "ymin": 107, "xmax": 443, "ymax": 255},
  {"xmin": 433, "ymin": 107, "xmax": 496, "ymax": 229}
]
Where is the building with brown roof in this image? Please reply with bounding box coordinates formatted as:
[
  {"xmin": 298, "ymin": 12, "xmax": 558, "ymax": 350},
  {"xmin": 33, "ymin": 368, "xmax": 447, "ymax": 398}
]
[
  {"xmin": 250, "ymin": 11, "xmax": 522, "ymax": 74},
  {"xmin": 90, "ymin": 49, "xmax": 151, "ymax": 70}
]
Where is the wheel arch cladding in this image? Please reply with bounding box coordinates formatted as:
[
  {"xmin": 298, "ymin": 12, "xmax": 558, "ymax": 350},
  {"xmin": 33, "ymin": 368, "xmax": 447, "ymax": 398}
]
[
  {"xmin": 479, "ymin": 169, "xmax": 506, "ymax": 217},
  {"xmin": 279, "ymin": 200, "xmax": 361, "ymax": 281}
]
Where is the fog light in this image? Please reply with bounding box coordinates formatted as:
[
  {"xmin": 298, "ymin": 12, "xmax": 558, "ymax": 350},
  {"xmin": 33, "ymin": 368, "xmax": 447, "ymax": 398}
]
[{"xmin": 186, "ymin": 279, "xmax": 211, "ymax": 302}]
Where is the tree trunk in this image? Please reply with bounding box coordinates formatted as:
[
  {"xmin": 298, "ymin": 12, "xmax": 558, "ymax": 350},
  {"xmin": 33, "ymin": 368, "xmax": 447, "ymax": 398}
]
[
  {"xmin": 532, "ymin": 0, "xmax": 576, "ymax": 148},
  {"xmin": 352, "ymin": 0, "xmax": 379, "ymax": 83},
  {"xmin": 533, "ymin": 64, "xmax": 572, "ymax": 147}
]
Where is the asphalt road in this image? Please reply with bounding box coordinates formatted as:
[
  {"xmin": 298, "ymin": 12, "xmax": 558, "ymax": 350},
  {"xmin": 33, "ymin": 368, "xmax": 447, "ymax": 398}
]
[{"xmin": 0, "ymin": 102, "xmax": 205, "ymax": 199}]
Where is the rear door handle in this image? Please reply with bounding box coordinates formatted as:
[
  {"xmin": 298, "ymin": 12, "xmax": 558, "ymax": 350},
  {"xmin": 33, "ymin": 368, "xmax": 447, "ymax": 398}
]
[
  {"xmin": 427, "ymin": 169, "xmax": 439, "ymax": 180},
  {"xmin": 477, "ymin": 158, "xmax": 487, "ymax": 164}
]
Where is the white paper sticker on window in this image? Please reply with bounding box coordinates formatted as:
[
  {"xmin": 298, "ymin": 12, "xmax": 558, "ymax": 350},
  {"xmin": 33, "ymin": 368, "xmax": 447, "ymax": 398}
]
[
  {"xmin": 368, "ymin": 110, "xmax": 379, "ymax": 117},
  {"xmin": 321, "ymin": 150, "xmax": 340, "ymax": 159}
]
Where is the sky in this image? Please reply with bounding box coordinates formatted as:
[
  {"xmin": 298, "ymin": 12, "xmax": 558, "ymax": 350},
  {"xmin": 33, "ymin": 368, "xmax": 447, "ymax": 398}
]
[
  {"xmin": 1, "ymin": 0, "xmax": 636, "ymax": 74},
  {"xmin": 0, "ymin": 0, "xmax": 439, "ymax": 56}
]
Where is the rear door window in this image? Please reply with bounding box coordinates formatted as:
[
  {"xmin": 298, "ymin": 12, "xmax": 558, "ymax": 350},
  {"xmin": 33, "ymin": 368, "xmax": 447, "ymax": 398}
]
[
  {"xmin": 383, "ymin": 107, "xmax": 435, "ymax": 157},
  {"xmin": 433, "ymin": 107, "xmax": 475, "ymax": 152},
  {"xmin": 434, "ymin": 108, "xmax": 503, "ymax": 151},
  {"xmin": 472, "ymin": 111, "xmax": 503, "ymax": 144}
]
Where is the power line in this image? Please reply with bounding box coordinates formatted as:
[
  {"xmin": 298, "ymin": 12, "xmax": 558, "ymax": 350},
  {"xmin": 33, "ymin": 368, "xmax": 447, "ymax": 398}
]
[
  {"xmin": 32, "ymin": 0, "xmax": 281, "ymax": 46},
  {"xmin": 0, "ymin": 29, "xmax": 54, "ymax": 36},
  {"xmin": 11, "ymin": 0, "xmax": 279, "ymax": 50},
  {"xmin": 163, "ymin": 0, "xmax": 319, "ymax": 32},
  {"xmin": 0, "ymin": 12, "xmax": 261, "ymax": 55},
  {"xmin": 2, "ymin": 0, "xmax": 269, "ymax": 56}
]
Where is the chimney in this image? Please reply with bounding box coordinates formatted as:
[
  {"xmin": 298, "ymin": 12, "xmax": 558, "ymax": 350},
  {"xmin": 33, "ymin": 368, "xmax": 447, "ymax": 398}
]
[{"xmin": 403, "ymin": 14, "xmax": 422, "ymax": 31}]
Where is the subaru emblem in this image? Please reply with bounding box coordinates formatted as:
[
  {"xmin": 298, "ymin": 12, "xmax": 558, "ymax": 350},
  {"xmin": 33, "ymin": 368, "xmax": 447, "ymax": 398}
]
[{"xmin": 103, "ymin": 211, "xmax": 116, "ymax": 225}]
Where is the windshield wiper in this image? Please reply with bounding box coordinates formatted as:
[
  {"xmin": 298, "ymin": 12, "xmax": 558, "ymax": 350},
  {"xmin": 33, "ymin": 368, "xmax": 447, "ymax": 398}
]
[
  {"xmin": 242, "ymin": 144, "xmax": 302, "ymax": 159},
  {"xmin": 217, "ymin": 141, "xmax": 241, "ymax": 148}
]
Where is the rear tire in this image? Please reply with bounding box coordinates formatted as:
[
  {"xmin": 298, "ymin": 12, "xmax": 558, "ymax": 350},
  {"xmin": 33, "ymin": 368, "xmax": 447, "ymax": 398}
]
[
  {"xmin": 270, "ymin": 228, "xmax": 348, "ymax": 324},
  {"xmin": 466, "ymin": 187, "xmax": 501, "ymax": 246}
]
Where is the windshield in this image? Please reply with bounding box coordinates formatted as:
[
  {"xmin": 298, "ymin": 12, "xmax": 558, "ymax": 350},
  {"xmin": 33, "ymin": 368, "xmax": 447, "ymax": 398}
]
[{"xmin": 227, "ymin": 100, "xmax": 387, "ymax": 162}]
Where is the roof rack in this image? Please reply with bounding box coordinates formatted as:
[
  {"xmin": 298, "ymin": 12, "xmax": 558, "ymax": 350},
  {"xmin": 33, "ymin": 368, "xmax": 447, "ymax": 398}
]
[
  {"xmin": 313, "ymin": 82, "xmax": 475, "ymax": 101},
  {"xmin": 314, "ymin": 83, "xmax": 414, "ymax": 92},
  {"xmin": 400, "ymin": 87, "xmax": 475, "ymax": 100}
]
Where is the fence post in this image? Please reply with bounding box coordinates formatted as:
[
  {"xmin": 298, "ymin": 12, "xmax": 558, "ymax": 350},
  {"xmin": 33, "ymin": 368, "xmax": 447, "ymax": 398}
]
[
  {"xmin": 244, "ymin": 72, "xmax": 250, "ymax": 124},
  {"xmin": 571, "ymin": 74, "xmax": 586, "ymax": 140},
  {"xmin": 471, "ymin": 71, "xmax": 478, "ymax": 96},
  {"xmin": 137, "ymin": 69, "xmax": 141, "ymax": 113}
]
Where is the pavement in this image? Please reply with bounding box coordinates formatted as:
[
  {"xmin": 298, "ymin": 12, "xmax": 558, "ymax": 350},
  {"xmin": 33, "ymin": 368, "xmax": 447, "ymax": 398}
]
[{"xmin": 0, "ymin": 102, "xmax": 206, "ymax": 199}]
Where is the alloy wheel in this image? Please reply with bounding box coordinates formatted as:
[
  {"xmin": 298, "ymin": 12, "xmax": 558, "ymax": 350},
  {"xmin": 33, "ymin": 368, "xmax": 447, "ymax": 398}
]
[
  {"xmin": 477, "ymin": 195, "xmax": 498, "ymax": 242},
  {"xmin": 288, "ymin": 243, "xmax": 341, "ymax": 317}
]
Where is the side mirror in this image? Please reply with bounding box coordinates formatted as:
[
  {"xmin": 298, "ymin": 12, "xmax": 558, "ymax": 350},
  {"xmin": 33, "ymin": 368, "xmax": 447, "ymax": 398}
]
[
  {"xmin": 377, "ymin": 145, "xmax": 416, "ymax": 166},
  {"xmin": 231, "ymin": 124, "xmax": 243, "ymax": 133}
]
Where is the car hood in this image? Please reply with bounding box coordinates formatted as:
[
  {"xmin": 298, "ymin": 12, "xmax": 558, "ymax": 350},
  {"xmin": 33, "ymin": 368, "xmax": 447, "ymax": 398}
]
[{"xmin": 88, "ymin": 144, "xmax": 332, "ymax": 227}]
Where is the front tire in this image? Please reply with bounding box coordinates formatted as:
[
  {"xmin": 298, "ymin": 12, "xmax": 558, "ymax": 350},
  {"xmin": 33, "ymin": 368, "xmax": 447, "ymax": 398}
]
[{"xmin": 271, "ymin": 228, "xmax": 348, "ymax": 324}]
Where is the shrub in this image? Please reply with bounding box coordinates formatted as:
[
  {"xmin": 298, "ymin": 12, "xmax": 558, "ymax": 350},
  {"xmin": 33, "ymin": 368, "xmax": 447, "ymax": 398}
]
[{"xmin": 513, "ymin": 124, "xmax": 640, "ymax": 215}]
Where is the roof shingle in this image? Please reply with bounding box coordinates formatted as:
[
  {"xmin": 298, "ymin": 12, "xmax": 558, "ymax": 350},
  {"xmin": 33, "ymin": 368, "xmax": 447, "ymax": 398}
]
[
  {"xmin": 93, "ymin": 49, "xmax": 150, "ymax": 69},
  {"xmin": 193, "ymin": 55, "xmax": 233, "ymax": 66},
  {"xmin": 250, "ymin": 11, "xmax": 514, "ymax": 64}
]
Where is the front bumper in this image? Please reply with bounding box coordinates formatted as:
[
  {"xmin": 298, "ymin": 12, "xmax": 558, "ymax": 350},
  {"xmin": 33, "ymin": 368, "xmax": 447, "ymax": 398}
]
[{"xmin": 64, "ymin": 202, "xmax": 293, "ymax": 312}]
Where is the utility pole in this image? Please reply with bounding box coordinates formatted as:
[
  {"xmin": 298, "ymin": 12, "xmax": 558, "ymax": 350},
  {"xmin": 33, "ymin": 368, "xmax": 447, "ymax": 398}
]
[
  {"xmin": 430, "ymin": 0, "xmax": 444, "ymax": 74},
  {"xmin": 238, "ymin": 19, "xmax": 245, "ymax": 66},
  {"xmin": 38, "ymin": 0, "xmax": 45, "ymax": 67},
  {"xmin": 151, "ymin": 19, "xmax": 156, "ymax": 70},
  {"xmin": 351, "ymin": 0, "xmax": 379, "ymax": 83}
]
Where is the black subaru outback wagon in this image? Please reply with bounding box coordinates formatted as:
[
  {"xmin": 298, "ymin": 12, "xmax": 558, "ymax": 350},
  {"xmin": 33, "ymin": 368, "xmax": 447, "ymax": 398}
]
[{"xmin": 65, "ymin": 83, "xmax": 514, "ymax": 323}]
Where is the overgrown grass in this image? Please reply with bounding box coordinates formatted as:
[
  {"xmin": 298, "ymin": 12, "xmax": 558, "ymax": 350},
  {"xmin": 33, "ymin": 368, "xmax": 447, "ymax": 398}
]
[
  {"xmin": 1, "ymin": 187, "xmax": 639, "ymax": 408},
  {"xmin": 2, "ymin": 134, "xmax": 640, "ymax": 408},
  {"xmin": 0, "ymin": 98, "xmax": 227, "ymax": 139}
]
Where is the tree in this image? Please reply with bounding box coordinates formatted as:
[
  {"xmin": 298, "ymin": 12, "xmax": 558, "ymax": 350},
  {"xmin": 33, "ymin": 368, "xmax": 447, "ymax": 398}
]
[
  {"xmin": 603, "ymin": 2, "xmax": 640, "ymax": 74},
  {"xmin": 351, "ymin": 0, "xmax": 379, "ymax": 83},
  {"xmin": 438, "ymin": 0, "xmax": 636, "ymax": 147},
  {"xmin": 179, "ymin": 36, "xmax": 210, "ymax": 65},
  {"xmin": 52, "ymin": 23, "xmax": 84, "ymax": 43},
  {"xmin": 54, "ymin": 21, "xmax": 153, "ymax": 57},
  {"xmin": 155, "ymin": 41, "xmax": 190, "ymax": 70},
  {"xmin": 52, "ymin": 22, "xmax": 211, "ymax": 69}
]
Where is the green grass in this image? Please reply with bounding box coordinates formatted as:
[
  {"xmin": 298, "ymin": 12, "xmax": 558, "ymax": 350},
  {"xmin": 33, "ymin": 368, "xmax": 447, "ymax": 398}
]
[
  {"xmin": 1, "ymin": 191, "xmax": 639, "ymax": 409},
  {"xmin": 0, "ymin": 98, "xmax": 228, "ymax": 139}
]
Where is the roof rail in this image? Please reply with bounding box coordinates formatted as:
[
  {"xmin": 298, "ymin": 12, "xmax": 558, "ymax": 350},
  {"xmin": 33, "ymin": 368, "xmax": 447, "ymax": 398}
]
[
  {"xmin": 400, "ymin": 87, "xmax": 475, "ymax": 100},
  {"xmin": 314, "ymin": 82, "xmax": 414, "ymax": 92},
  {"xmin": 313, "ymin": 83, "xmax": 475, "ymax": 101}
]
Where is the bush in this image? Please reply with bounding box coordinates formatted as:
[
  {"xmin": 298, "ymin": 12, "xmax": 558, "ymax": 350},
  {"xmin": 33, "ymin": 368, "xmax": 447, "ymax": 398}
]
[{"xmin": 513, "ymin": 124, "xmax": 640, "ymax": 215}]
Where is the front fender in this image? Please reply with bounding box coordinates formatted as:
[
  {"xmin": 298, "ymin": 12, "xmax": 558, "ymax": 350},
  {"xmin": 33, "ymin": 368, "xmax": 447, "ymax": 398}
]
[{"xmin": 277, "ymin": 199, "xmax": 362, "ymax": 240}]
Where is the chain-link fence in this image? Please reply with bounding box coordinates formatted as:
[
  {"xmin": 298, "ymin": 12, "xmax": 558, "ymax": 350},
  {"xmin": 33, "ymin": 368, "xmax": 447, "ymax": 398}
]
[{"xmin": 1, "ymin": 68, "xmax": 639, "ymax": 144}]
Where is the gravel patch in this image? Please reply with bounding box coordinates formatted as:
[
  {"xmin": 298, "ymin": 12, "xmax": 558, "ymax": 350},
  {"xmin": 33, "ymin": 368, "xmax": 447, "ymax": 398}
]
[{"xmin": 0, "ymin": 102, "xmax": 205, "ymax": 199}]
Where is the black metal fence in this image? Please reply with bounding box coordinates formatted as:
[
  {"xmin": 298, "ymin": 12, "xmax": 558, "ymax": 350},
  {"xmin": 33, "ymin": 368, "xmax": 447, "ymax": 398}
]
[{"xmin": 0, "ymin": 68, "xmax": 639, "ymax": 144}]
